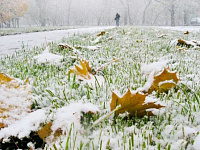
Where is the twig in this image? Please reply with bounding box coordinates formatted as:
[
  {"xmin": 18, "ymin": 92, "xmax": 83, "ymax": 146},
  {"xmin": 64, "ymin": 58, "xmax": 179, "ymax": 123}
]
[
  {"xmin": 90, "ymin": 105, "xmax": 121, "ymax": 129},
  {"xmin": 11, "ymin": 137, "xmax": 20, "ymax": 149},
  {"xmin": 93, "ymin": 58, "xmax": 122, "ymax": 75}
]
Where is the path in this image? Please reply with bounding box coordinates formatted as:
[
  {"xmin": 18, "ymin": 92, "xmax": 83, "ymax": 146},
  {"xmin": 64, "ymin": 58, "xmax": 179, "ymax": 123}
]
[{"xmin": 0, "ymin": 26, "xmax": 114, "ymax": 57}]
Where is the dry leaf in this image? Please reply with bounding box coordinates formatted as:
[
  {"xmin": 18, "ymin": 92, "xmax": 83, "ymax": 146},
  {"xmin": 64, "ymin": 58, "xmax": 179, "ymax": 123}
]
[
  {"xmin": 69, "ymin": 59, "xmax": 91, "ymax": 79},
  {"xmin": 176, "ymin": 39, "xmax": 199, "ymax": 48},
  {"xmin": 148, "ymin": 68, "xmax": 178, "ymax": 94},
  {"xmin": 0, "ymin": 73, "xmax": 13, "ymax": 84},
  {"xmin": 37, "ymin": 122, "xmax": 53, "ymax": 140},
  {"xmin": 58, "ymin": 43, "xmax": 74, "ymax": 50},
  {"xmin": 97, "ymin": 31, "xmax": 106, "ymax": 36},
  {"xmin": 184, "ymin": 31, "xmax": 189, "ymax": 34},
  {"xmin": 110, "ymin": 89, "xmax": 164, "ymax": 117},
  {"xmin": 0, "ymin": 73, "xmax": 20, "ymax": 88}
]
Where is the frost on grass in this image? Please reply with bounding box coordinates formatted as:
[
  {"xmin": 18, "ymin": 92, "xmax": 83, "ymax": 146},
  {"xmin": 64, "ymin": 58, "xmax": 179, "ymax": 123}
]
[{"xmin": 1, "ymin": 26, "xmax": 200, "ymax": 149}]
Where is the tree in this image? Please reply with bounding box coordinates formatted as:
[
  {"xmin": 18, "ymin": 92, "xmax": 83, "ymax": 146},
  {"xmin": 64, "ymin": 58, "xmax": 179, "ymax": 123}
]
[
  {"xmin": 155, "ymin": 0, "xmax": 177, "ymax": 26},
  {"xmin": 0, "ymin": 0, "xmax": 28, "ymax": 28},
  {"xmin": 142, "ymin": 0, "xmax": 153, "ymax": 25}
]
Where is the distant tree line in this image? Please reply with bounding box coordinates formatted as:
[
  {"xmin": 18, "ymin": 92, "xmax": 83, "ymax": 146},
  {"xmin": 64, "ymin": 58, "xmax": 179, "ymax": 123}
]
[
  {"xmin": 1, "ymin": 0, "xmax": 200, "ymax": 28},
  {"xmin": 0, "ymin": 0, "xmax": 28, "ymax": 28}
]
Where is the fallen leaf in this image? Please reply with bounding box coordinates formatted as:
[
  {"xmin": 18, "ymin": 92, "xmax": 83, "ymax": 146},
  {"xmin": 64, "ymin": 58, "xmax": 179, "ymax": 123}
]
[
  {"xmin": 184, "ymin": 31, "xmax": 189, "ymax": 34},
  {"xmin": 148, "ymin": 68, "xmax": 179, "ymax": 94},
  {"xmin": 0, "ymin": 73, "xmax": 20, "ymax": 88},
  {"xmin": 58, "ymin": 43, "xmax": 74, "ymax": 50},
  {"xmin": 0, "ymin": 73, "xmax": 13, "ymax": 84},
  {"xmin": 37, "ymin": 122, "xmax": 53, "ymax": 140},
  {"xmin": 69, "ymin": 59, "xmax": 91, "ymax": 79},
  {"xmin": 97, "ymin": 31, "xmax": 106, "ymax": 36},
  {"xmin": 110, "ymin": 89, "xmax": 164, "ymax": 117},
  {"xmin": 177, "ymin": 39, "xmax": 200, "ymax": 48}
]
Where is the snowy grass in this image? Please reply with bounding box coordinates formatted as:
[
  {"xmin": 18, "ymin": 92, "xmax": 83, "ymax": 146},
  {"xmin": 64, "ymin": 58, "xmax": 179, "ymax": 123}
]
[
  {"xmin": 0, "ymin": 26, "xmax": 76, "ymax": 36},
  {"xmin": 1, "ymin": 26, "xmax": 200, "ymax": 149}
]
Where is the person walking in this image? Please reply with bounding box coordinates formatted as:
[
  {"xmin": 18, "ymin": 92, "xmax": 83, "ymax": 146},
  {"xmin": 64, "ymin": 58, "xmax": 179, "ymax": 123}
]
[{"xmin": 115, "ymin": 13, "xmax": 120, "ymax": 26}]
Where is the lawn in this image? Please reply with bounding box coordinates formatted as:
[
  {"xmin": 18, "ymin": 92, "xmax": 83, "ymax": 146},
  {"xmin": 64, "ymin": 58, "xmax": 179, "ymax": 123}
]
[
  {"xmin": 0, "ymin": 26, "xmax": 200, "ymax": 150},
  {"xmin": 0, "ymin": 26, "xmax": 77, "ymax": 36}
]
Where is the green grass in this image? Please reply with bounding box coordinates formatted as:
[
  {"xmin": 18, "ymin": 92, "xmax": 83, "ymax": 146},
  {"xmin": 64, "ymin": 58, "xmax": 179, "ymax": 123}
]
[{"xmin": 1, "ymin": 26, "xmax": 200, "ymax": 149}]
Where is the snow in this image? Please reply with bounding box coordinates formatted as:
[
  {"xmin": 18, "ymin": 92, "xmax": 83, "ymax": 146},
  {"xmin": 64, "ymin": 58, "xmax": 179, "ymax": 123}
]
[
  {"xmin": 80, "ymin": 74, "xmax": 105, "ymax": 88},
  {"xmin": 0, "ymin": 79, "xmax": 33, "ymax": 127},
  {"xmin": 51, "ymin": 103, "xmax": 99, "ymax": 132},
  {"xmin": 0, "ymin": 109, "xmax": 47, "ymax": 141},
  {"xmin": 0, "ymin": 26, "xmax": 114, "ymax": 57},
  {"xmin": 141, "ymin": 60, "xmax": 169, "ymax": 75},
  {"xmin": 158, "ymin": 79, "xmax": 176, "ymax": 87},
  {"xmin": 86, "ymin": 46, "xmax": 101, "ymax": 50},
  {"xmin": 137, "ymin": 71, "xmax": 154, "ymax": 92},
  {"xmin": 33, "ymin": 46, "xmax": 63, "ymax": 64},
  {"xmin": 194, "ymin": 134, "xmax": 200, "ymax": 150},
  {"xmin": 1, "ymin": 26, "xmax": 200, "ymax": 149},
  {"xmin": 159, "ymin": 26, "xmax": 200, "ymax": 33},
  {"xmin": 144, "ymin": 96, "xmax": 158, "ymax": 104}
]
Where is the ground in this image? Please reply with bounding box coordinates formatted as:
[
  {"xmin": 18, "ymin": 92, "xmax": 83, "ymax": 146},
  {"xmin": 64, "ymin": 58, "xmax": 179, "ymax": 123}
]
[{"xmin": 0, "ymin": 26, "xmax": 200, "ymax": 150}]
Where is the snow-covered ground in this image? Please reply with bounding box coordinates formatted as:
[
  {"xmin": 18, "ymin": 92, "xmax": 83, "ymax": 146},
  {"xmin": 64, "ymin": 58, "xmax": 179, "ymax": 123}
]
[
  {"xmin": 0, "ymin": 26, "xmax": 114, "ymax": 57},
  {"xmin": 1, "ymin": 26, "xmax": 200, "ymax": 149},
  {"xmin": 159, "ymin": 26, "xmax": 200, "ymax": 32}
]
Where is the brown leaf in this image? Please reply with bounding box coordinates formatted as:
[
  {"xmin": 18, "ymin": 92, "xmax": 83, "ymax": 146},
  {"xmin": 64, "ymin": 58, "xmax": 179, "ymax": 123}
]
[
  {"xmin": 97, "ymin": 31, "xmax": 106, "ymax": 36},
  {"xmin": 110, "ymin": 89, "xmax": 164, "ymax": 117},
  {"xmin": 148, "ymin": 68, "xmax": 178, "ymax": 94},
  {"xmin": 177, "ymin": 39, "xmax": 193, "ymax": 48},
  {"xmin": 184, "ymin": 31, "xmax": 189, "ymax": 34},
  {"xmin": 37, "ymin": 122, "xmax": 53, "ymax": 140},
  {"xmin": 58, "ymin": 43, "xmax": 74, "ymax": 50},
  {"xmin": 0, "ymin": 122, "xmax": 6, "ymax": 128}
]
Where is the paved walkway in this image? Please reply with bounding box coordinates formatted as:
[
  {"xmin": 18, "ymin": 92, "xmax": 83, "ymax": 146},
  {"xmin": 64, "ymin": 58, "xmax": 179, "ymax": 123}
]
[{"xmin": 0, "ymin": 26, "xmax": 114, "ymax": 57}]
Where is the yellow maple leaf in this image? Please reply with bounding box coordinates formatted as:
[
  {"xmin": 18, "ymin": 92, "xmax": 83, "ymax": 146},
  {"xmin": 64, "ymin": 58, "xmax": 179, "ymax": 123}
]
[
  {"xmin": 110, "ymin": 89, "xmax": 164, "ymax": 117},
  {"xmin": 69, "ymin": 59, "xmax": 91, "ymax": 79},
  {"xmin": 0, "ymin": 73, "xmax": 20, "ymax": 88},
  {"xmin": 0, "ymin": 73, "xmax": 13, "ymax": 84},
  {"xmin": 148, "ymin": 68, "xmax": 178, "ymax": 94}
]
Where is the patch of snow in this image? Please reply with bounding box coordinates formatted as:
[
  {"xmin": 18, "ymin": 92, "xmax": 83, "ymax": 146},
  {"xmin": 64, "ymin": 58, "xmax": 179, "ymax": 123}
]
[
  {"xmin": 0, "ymin": 109, "xmax": 47, "ymax": 141},
  {"xmin": 137, "ymin": 71, "xmax": 154, "ymax": 92},
  {"xmin": 0, "ymin": 26, "xmax": 114, "ymax": 57},
  {"xmin": 33, "ymin": 46, "xmax": 63, "ymax": 64},
  {"xmin": 144, "ymin": 96, "xmax": 158, "ymax": 104},
  {"xmin": 51, "ymin": 103, "xmax": 99, "ymax": 132},
  {"xmin": 158, "ymin": 79, "xmax": 176, "ymax": 87},
  {"xmin": 193, "ymin": 134, "xmax": 200, "ymax": 150},
  {"xmin": 86, "ymin": 46, "xmax": 101, "ymax": 50},
  {"xmin": 141, "ymin": 60, "xmax": 169, "ymax": 75}
]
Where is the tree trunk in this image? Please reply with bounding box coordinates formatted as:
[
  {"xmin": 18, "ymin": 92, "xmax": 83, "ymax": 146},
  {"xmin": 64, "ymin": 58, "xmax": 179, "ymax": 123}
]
[
  {"xmin": 170, "ymin": 4, "xmax": 175, "ymax": 26},
  {"xmin": 142, "ymin": 0, "xmax": 152, "ymax": 25},
  {"xmin": 183, "ymin": 10, "xmax": 188, "ymax": 26},
  {"xmin": 127, "ymin": 4, "xmax": 132, "ymax": 25}
]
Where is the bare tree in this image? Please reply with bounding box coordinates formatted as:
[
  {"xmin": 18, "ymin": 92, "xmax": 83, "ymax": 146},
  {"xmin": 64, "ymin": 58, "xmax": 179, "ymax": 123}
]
[
  {"xmin": 142, "ymin": 0, "xmax": 153, "ymax": 25},
  {"xmin": 155, "ymin": 0, "xmax": 177, "ymax": 26}
]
